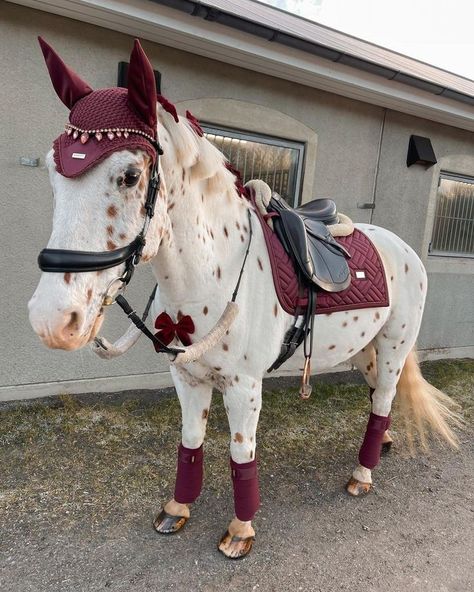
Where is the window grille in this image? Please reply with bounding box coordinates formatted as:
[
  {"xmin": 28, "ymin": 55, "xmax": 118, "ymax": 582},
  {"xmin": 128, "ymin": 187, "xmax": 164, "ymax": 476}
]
[
  {"xmin": 429, "ymin": 172, "xmax": 474, "ymax": 258},
  {"xmin": 203, "ymin": 125, "xmax": 305, "ymax": 207}
]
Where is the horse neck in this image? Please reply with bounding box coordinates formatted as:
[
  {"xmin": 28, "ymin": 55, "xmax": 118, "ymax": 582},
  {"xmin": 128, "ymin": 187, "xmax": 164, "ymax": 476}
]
[{"xmin": 151, "ymin": 161, "xmax": 252, "ymax": 306}]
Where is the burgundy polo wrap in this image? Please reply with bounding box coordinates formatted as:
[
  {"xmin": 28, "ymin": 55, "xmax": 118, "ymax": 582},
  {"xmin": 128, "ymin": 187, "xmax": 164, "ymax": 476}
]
[
  {"xmin": 174, "ymin": 444, "xmax": 204, "ymax": 504},
  {"xmin": 230, "ymin": 458, "xmax": 260, "ymax": 522},
  {"xmin": 358, "ymin": 412, "xmax": 392, "ymax": 470}
]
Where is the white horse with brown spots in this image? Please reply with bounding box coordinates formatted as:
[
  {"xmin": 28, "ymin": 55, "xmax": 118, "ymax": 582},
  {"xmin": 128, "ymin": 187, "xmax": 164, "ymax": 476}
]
[{"xmin": 29, "ymin": 39, "xmax": 460, "ymax": 559}]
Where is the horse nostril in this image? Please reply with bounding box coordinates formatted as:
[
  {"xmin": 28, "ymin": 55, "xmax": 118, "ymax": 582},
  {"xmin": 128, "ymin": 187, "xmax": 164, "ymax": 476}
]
[{"xmin": 62, "ymin": 310, "xmax": 83, "ymax": 338}]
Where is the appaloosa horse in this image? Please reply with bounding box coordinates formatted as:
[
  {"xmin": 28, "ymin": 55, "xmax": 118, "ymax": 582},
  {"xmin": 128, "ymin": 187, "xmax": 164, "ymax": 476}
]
[{"xmin": 29, "ymin": 38, "xmax": 459, "ymax": 559}]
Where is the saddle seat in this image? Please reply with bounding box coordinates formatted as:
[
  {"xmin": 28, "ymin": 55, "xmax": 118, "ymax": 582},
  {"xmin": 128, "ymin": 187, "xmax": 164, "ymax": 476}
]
[
  {"xmin": 268, "ymin": 193, "xmax": 351, "ymax": 293},
  {"xmin": 294, "ymin": 197, "xmax": 339, "ymax": 226}
]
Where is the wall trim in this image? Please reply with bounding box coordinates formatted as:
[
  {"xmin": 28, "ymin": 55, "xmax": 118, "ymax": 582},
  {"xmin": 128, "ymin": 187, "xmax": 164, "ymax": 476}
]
[
  {"xmin": 6, "ymin": 0, "xmax": 474, "ymax": 131},
  {"xmin": 2, "ymin": 347, "xmax": 472, "ymax": 402}
]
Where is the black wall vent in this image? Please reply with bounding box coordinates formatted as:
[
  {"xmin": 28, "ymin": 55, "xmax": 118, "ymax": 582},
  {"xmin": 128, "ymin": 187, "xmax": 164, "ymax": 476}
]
[{"xmin": 407, "ymin": 135, "xmax": 437, "ymax": 168}]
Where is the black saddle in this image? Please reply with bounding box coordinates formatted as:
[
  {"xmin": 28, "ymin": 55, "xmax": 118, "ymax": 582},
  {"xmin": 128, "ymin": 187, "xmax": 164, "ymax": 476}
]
[
  {"xmin": 268, "ymin": 194, "xmax": 351, "ymax": 293},
  {"xmin": 266, "ymin": 193, "xmax": 352, "ymax": 384}
]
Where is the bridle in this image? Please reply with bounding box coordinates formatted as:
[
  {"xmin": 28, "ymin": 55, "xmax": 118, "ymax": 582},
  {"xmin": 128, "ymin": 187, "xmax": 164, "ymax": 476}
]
[{"xmin": 37, "ymin": 138, "xmax": 184, "ymax": 356}]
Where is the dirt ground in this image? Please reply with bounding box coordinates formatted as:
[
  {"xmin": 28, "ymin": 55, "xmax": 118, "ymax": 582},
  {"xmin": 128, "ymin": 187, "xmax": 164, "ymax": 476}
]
[{"xmin": 1, "ymin": 360, "xmax": 473, "ymax": 592}]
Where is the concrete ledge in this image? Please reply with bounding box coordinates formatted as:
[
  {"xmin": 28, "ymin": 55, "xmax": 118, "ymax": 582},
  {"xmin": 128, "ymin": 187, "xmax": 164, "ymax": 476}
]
[{"xmin": 1, "ymin": 347, "xmax": 472, "ymax": 403}]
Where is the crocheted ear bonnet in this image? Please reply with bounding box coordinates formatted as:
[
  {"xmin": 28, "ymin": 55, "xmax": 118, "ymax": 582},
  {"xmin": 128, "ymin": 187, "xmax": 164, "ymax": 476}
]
[{"xmin": 39, "ymin": 37, "xmax": 158, "ymax": 178}]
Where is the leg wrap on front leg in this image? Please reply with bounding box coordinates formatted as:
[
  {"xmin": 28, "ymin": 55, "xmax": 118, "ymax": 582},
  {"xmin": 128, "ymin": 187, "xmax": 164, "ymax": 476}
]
[
  {"xmin": 174, "ymin": 444, "xmax": 204, "ymax": 504},
  {"xmin": 230, "ymin": 458, "xmax": 260, "ymax": 521},
  {"xmin": 359, "ymin": 413, "xmax": 392, "ymax": 470}
]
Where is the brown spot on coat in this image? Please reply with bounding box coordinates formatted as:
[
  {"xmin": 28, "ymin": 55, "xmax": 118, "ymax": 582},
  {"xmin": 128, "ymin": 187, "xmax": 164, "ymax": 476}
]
[
  {"xmin": 203, "ymin": 306, "xmax": 208, "ymax": 315},
  {"xmin": 107, "ymin": 240, "xmax": 117, "ymax": 251},
  {"xmin": 216, "ymin": 266, "xmax": 221, "ymax": 280},
  {"xmin": 234, "ymin": 432, "xmax": 243, "ymax": 443},
  {"xmin": 405, "ymin": 263, "xmax": 409, "ymax": 273},
  {"xmin": 249, "ymin": 450, "xmax": 254, "ymax": 460},
  {"xmin": 234, "ymin": 375, "xmax": 239, "ymax": 382},
  {"xmin": 223, "ymin": 226, "xmax": 229, "ymax": 237},
  {"xmin": 214, "ymin": 366, "xmax": 221, "ymax": 372},
  {"xmin": 202, "ymin": 409, "xmax": 209, "ymax": 420},
  {"xmin": 64, "ymin": 273, "xmax": 72, "ymax": 284},
  {"xmin": 87, "ymin": 289, "xmax": 92, "ymax": 303},
  {"xmin": 361, "ymin": 332, "xmax": 365, "ymax": 337},
  {"xmin": 342, "ymin": 321, "xmax": 348, "ymax": 327},
  {"xmin": 353, "ymin": 316, "xmax": 359, "ymax": 321},
  {"xmin": 119, "ymin": 233, "xmax": 127, "ymax": 240},
  {"xmin": 329, "ymin": 345, "xmax": 336, "ymax": 350},
  {"xmin": 107, "ymin": 204, "xmax": 118, "ymax": 218},
  {"xmin": 222, "ymin": 343, "xmax": 229, "ymax": 351},
  {"xmin": 106, "ymin": 225, "xmax": 114, "ymax": 237},
  {"xmin": 257, "ymin": 257, "xmax": 263, "ymax": 271},
  {"xmin": 274, "ymin": 303, "xmax": 278, "ymax": 317},
  {"xmin": 348, "ymin": 348, "xmax": 354, "ymax": 353},
  {"xmin": 236, "ymin": 221, "xmax": 240, "ymax": 230},
  {"xmin": 240, "ymin": 234, "xmax": 245, "ymax": 242},
  {"xmin": 375, "ymin": 312, "xmax": 380, "ymax": 320}
]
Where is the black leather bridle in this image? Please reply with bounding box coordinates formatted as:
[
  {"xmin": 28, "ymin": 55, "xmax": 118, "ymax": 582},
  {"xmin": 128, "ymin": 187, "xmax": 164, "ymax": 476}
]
[
  {"xmin": 37, "ymin": 139, "xmax": 184, "ymax": 356},
  {"xmin": 38, "ymin": 139, "xmax": 163, "ymax": 286}
]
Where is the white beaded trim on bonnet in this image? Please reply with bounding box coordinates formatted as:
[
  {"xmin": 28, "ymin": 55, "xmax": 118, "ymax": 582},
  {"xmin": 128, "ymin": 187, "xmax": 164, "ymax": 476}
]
[{"xmin": 64, "ymin": 123, "xmax": 156, "ymax": 144}]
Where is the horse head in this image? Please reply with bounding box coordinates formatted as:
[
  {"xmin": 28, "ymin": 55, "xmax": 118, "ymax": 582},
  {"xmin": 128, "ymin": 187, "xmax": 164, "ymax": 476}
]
[{"xmin": 28, "ymin": 38, "xmax": 169, "ymax": 350}]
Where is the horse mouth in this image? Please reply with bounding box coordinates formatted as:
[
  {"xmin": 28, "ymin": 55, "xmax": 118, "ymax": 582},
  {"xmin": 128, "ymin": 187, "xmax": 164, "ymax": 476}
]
[{"xmin": 37, "ymin": 309, "xmax": 105, "ymax": 351}]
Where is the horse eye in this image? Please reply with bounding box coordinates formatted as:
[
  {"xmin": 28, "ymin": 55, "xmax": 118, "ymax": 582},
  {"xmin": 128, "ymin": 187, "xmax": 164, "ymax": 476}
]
[{"xmin": 123, "ymin": 169, "xmax": 141, "ymax": 187}]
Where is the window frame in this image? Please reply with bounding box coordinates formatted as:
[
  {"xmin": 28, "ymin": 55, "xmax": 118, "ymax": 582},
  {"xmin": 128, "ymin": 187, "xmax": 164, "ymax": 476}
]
[
  {"xmin": 428, "ymin": 170, "xmax": 474, "ymax": 259},
  {"xmin": 202, "ymin": 123, "xmax": 306, "ymax": 207}
]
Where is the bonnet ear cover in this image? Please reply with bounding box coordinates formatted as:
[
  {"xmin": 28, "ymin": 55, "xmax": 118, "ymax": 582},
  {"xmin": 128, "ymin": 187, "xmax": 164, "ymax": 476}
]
[
  {"xmin": 127, "ymin": 40, "xmax": 157, "ymax": 131},
  {"xmin": 38, "ymin": 36, "xmax": 93, "ymax": 109}
]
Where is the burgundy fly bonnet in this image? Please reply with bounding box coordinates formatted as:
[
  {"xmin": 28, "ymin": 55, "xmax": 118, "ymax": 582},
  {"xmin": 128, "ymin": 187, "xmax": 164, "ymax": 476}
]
[{"xmin": 39, "ymin": 37, "xmax": 158, "ymax": 177}]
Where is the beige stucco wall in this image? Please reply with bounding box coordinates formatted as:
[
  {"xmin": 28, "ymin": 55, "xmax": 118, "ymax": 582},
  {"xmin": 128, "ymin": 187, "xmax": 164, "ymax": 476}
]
[{"xmin": 0, "ymin": 2, "xmax": 472, "ymax": 399}]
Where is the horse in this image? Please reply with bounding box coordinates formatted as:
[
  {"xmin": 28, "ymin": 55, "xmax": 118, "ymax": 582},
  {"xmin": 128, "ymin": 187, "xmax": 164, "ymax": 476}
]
[{"xmin": 28, "ymin": 38, "xmax": 460, "ymax": 559}]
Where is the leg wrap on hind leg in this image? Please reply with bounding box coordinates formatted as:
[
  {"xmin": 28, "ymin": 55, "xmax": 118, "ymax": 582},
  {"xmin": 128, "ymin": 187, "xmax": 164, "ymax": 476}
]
[
  {"xmin": 230, "ymin": 458, "xmax": 260, "ymax": 521},
  {"xmin": 359, "ymin": 413, "xmax": 391, "ymax": 470},
  {"xmin": 174, "ymin": 444, "xmax": 204, "ymax": 504}
]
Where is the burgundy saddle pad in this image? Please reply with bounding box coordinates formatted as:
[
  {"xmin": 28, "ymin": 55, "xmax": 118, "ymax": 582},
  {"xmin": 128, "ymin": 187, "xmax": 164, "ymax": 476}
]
[{"xmin": 251, "ymin": 198, "xmax": 389, "ymax": 315}]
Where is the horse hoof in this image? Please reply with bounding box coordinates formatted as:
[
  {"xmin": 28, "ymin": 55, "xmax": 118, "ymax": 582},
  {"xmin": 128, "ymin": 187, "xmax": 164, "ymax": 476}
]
[
  {"xmin": 153, "ymin": 509, "xmax": 188, "ymax": 535},
  {"xmin": 218, "ymin": 530, "xmax": 255, "ymax": 559},
  {"xmin": 346, "ymin": 476, "xmax": 372, "ymax": 497},
  {"xmin": 381, "ymin": 440, "xmax": 393, "ymax": 455}
]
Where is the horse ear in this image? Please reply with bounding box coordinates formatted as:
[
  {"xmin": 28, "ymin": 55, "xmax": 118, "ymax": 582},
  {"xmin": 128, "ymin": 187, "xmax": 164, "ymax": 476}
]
[
  {"xmin": 38, "ymin": 37, "xmax": 93, "ymax": 109},
  {"xmin": 127, "ymin": 39, "xmax": 157, "ymax": 131}
]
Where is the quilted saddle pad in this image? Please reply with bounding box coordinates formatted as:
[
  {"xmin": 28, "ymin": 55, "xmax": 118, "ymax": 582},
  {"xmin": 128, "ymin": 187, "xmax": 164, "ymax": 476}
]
[{"xmin": 252, "ymin": 201, "xmax": 389, "ymax": 315}]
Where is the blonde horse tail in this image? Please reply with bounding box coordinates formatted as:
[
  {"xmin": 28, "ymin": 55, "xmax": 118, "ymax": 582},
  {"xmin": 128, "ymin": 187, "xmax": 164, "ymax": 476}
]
[{"xmin": 396, "ymin": 350, "xmax": 462, "ymax": 450}]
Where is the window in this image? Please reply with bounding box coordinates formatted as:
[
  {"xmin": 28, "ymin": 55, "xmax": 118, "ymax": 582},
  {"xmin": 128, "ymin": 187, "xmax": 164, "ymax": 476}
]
[
  {"xmin": 203, "ymin": 125, "xmax": 305, "ymax": 206},
  {"xmin": 429, "ymin": 172, "xmax": 474, "ymax": 257}
]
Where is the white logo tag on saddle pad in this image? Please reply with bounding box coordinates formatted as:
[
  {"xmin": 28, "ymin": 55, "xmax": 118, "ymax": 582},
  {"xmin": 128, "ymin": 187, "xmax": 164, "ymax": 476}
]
[
  {"xmin": 72, "ymin": 153, "xmax": 86, "ymax": 159},
  {"xmin": 355, "ymin": 270, "xmax": 366, "ymax": 279}
]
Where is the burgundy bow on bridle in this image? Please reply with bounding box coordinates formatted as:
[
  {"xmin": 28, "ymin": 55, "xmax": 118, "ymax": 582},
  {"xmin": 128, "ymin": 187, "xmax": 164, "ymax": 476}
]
[{"xmin": 154, "ymin": 312, "xmax": 195, "ymax": 351}]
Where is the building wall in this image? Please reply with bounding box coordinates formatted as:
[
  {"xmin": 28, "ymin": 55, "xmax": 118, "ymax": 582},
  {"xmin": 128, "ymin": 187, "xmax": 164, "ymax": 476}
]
[{"xmin": 0, "ymin": 3, "xmax": 472, "ymax": 399}]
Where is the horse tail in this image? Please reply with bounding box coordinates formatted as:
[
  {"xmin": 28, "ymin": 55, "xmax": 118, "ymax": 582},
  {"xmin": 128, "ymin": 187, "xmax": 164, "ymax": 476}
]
[{"xmin": 395, "ymin": 350, "xmax": 462, "ymax": 450}]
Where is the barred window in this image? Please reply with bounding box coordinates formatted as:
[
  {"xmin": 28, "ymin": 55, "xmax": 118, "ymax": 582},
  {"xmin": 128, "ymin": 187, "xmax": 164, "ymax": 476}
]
[
  {"xmin": 429, "ymin": 173, "xmax": 474, "ymax": 257},
  {"xmin": 203, "ymin": 125, "xmax": 305, "ymax": 206}
]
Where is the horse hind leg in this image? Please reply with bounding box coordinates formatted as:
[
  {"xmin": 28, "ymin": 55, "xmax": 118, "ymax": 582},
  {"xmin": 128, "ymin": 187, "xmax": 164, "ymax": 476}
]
[{"xmin": 346, "ymin": 325, "xmax": 414, "ymax": 497}]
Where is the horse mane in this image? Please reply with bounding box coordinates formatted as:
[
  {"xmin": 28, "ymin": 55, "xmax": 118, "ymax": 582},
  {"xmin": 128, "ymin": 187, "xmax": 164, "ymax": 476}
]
[{"xmin": 157, "ymin": 99, "xmax": 246, "ymax": 198}]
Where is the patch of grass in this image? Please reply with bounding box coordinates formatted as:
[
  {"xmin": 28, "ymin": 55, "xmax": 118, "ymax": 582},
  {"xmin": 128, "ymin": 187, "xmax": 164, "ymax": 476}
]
[{"xmin": 0, "ymin": 359, "xmax": 472, "ymax": 533}]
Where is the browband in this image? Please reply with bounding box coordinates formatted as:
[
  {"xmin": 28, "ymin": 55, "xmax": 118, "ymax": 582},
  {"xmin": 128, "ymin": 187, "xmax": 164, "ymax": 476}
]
[{"xmin": 38, "ymin": 235, "xmax": 145, "ymax": 273}]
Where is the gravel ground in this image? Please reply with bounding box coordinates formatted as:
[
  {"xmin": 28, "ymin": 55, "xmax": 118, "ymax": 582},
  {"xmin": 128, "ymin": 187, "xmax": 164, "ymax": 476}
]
[{"xmin": 1, "ymin": 360, "xmax": 473, "ymax": 592}]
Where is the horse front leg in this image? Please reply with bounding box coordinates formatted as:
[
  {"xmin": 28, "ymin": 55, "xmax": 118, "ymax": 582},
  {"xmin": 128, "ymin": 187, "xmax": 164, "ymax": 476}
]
[
  {"xmin": 218, "ymin": 376, "xmax": 262, "ymax": 559},
  {"xmin": 153, "ymin": 366, "xmax": 212, "ymax": 534}
]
